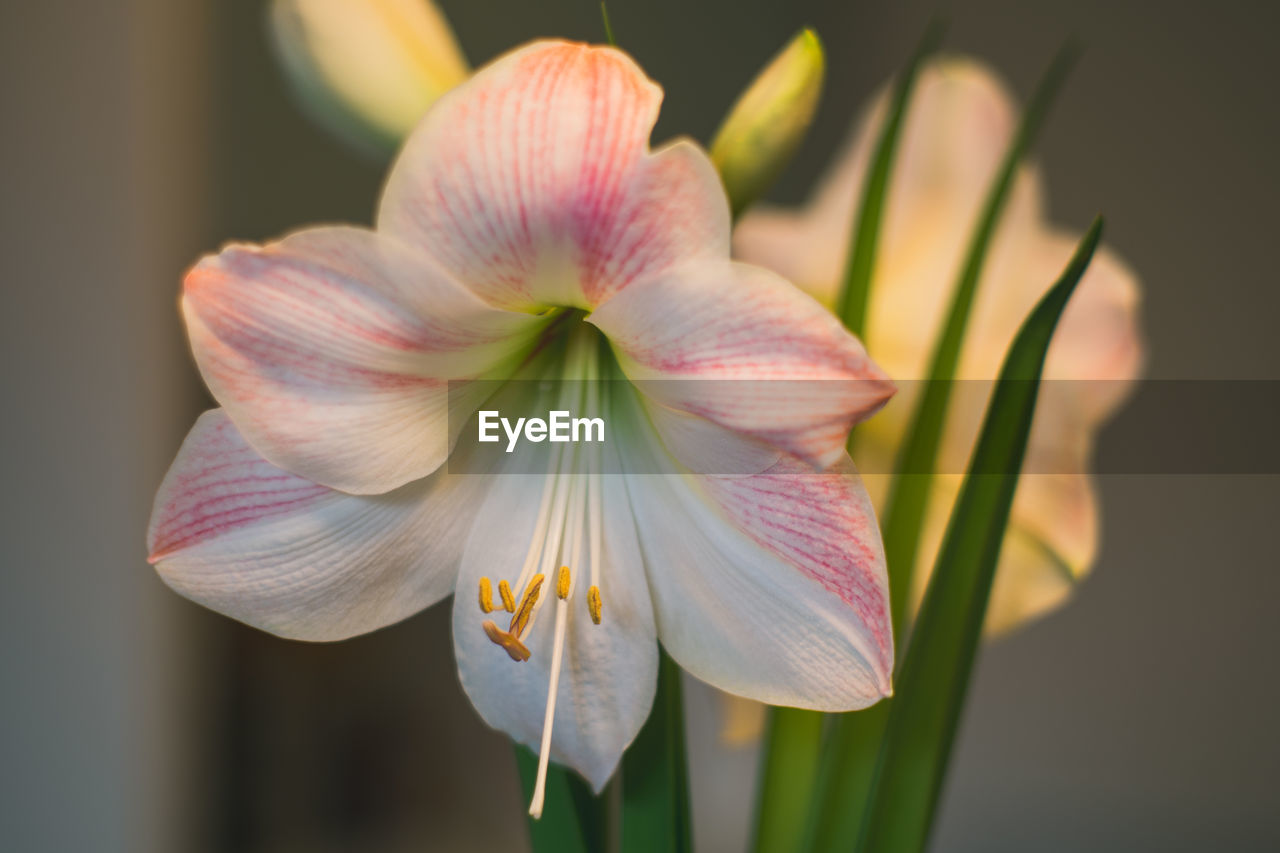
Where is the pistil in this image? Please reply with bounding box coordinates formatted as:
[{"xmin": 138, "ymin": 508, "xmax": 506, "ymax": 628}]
[{"xmin": 475, "ymin": 321, "xmax": 610, "ymax": 818}]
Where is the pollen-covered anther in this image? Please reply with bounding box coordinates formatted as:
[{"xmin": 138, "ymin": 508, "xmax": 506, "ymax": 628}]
[
  {"xmin": 557, "ymin": 566, "xmax": 570, "ymax": 600},
  {"xmin": 587, "ymin": 585, "xmax": 603, "ymax": 625},
  {"xmin": 482, "ymin": 620, "xmax": 531, "ymax": 662},
  {"xmin": 478, "ymin": 577, "xmax": 494, "ymax": 613},
  {"xmin": 508, "ymin": 573, "xmax": 545, "ymax": 639},
  {"xmin": 498, "ymin": 579, "xmax": 516, "ymax": 613}
]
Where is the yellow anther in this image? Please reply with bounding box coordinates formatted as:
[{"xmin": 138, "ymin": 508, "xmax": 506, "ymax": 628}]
[
  {"xmin": 557, "ymin": 566, "xmax": 571, "ymax": 600},
  {"xmin": 478, "ymin": 577, "xmax": 494, "ymax": 613},
  {"xmin": 587, "ymin": 585, "xmax": 603, "ymax": 625},
  {"xmin": 498, "ymin": 579, "xmax": 516, "ymax": 613},
  {"xmin": 482, "ymin": 620, "xmax": 531, "ymax": 662},
  {"xmin": 508, "ymin": 573, "xmax": 545, "ymax": 639}
]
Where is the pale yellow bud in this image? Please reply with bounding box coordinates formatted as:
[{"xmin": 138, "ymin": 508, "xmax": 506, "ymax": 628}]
[
  {"xmin": 269, "ymin": 0, "xmax": 469, "ymax": 156},
  {"xmin": 710, "ymin": 29, "xmax": 825, "ymax": 217}
]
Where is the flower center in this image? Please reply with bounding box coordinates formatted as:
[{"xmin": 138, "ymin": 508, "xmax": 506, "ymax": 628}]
[{"xmin": 474, "ymin": 320, "xmax": 606, "ymax": 818}]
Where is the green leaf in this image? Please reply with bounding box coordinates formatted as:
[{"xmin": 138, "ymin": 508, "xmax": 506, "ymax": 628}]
[
  {"xmin": 879, "ymin": 40, "xmax": 1080, "ymax": 639},
  {"xmin": 802, "ymin": 701, "xmax": 889, "ymax": 852},
  {"xmin": 835, "ymin": 18, "xmax": 946, "ymax": 338},
  {"xmin": 516, "ymin": 746, "xmax": 605, "ymax": 853},
  {"xmin": 854, "ymin": 218, "xmax": 1105, "ymax": 853},
  {"xmin": 750, "ymin": 707, "xmax": 825, "ymax": 852},
  {"xmin": 621, "ymin": 649, "xmax": 692, "ymax": 853}
]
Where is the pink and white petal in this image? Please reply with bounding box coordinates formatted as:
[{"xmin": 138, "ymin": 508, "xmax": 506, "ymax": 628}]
[
  {"xmin": 574, "ymin": 140, "xmax": 730, "ymax": 307},
  {"xmin": 589, "ymin": 259, "xmax": 895, "ymax": 468},
  {"xmin": 184, "ymin": 226, "xmax": 539, "ymax": 494},
  {"xmin": 639, "ymin": 396, "xmax": 781, "ymax": 476},
  {"xmin": 379, "ymin": 41, "xmax": 728, "ymax": 310},
  {"xmin": 452, "ymin": 447, "xmax": 658, "ymax": 791},
  {"xmin": 147, "ymin": 410, "xmax": 489, "ymax": 641},
  {"xmin": 622, "ymin": 433, "xmax": 893, "ymax": 709}
]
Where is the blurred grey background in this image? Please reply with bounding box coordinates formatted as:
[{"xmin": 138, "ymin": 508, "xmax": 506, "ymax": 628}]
[{"xmin": 2, "ymin": 0, "xmax": 1277, "ymax": 850}]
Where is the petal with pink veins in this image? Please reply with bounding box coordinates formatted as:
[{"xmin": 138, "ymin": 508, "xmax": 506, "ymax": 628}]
[
  {"xmin": 184, "ymin": 226, "xmax": 540, "ymax": 495},
  {"xmin": 626, "ymin": 450, "xmax": 893, "ymax": 710},
  {"xmin": 147, "ymin": 410, "xmax": 490, "ymax": 640},
  {"xmin": 379, "ymin": 41, "xmax": 730, "ymax": 311},
  {"xmin": 589, "ymin": 259, "xmax": 895, "ymax": 469}
]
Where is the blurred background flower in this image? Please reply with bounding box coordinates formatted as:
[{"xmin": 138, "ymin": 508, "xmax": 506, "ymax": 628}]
[
  {"xmin": 269, "ymin": 0, "xmax": 468, "ymax": 155},
  {"xmin": 736, "ymin": 58, "xmax": 1145, "ymax": 634}
]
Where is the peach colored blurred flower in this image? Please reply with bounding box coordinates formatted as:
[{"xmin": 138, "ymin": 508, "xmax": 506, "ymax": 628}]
[{"xmin": 735, "ymin": 58, "xmax": 1144, "ymax": 635}]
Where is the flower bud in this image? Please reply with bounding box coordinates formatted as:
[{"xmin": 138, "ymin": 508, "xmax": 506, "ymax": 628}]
[
  {"xmin": 710, "ymin": 29, "xmax": 825, "ymax": 217},
  {"xmin": 268, "ymin": 0, "xmax": 469, "ymax": 156}
]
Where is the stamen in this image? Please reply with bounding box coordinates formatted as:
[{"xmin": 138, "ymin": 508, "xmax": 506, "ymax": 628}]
[
  {"xmin": 587, "ymin": 585, "xmax": 603, "ymax": 625},
  {"xmin": 509, "ymin": 573, "xmax": 545, "ymax": 639},
  {"xmin": 556, "ymin": 566, "xmax": 570, "ymax": 600},
  {"xmin": 482, "ymin": 620, "xmax": 531, "ymax": 662},
  {"xmin": 478, "ymin": 577, "xmax": 494, "ymax": 614},
  {"xmin": 498, "ymin": 579, "xmax": 516, "ymax": 613},
  {"xmin": 509, "ymin": 443, "xmax": 567, "ymax": 599}
]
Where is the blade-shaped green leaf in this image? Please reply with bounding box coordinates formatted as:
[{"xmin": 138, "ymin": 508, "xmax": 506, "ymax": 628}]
[
  {"xmin": 621, "ymin": 649, "xmax": 692, "ymax": 853},
  {"xmin": 802, "ymin": 700, "xmax": 888, "ymax": 852},
  {"xmin": 854, "ymin": 218, "xmax": 1105, "ymax": 853},
  {"xmin": 751, "ymin": 707, "xmax": 825, "ymax": 852},
  {"xmin": 879, "ymin": 40, "xmax": 1079, "ymax": 638},
  {"xmin": 516, "ymin": 746, "xmax": 605, "ymax": 853},
  {"xmin": 835, "ymin": 18, "xmax": 946, "ymax": 338}
]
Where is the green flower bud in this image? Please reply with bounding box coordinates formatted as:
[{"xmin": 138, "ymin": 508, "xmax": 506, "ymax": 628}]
[{"xmin": 710, "ymin": 29, "xmax": 826, "ymax": 217}]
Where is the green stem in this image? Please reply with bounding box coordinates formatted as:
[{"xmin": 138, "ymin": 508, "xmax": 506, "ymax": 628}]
[
  {"xmin": 802, "ymin": 701, "xmax": 889, "ymax": 853},
  {"xmin": 516, "ymin": 746, "xmax": 605, "ymax": 853},
  {"xmin": 621, "ymin": 650, "xmax": 692, "ymax": 852},
  {"xmin": 600, "ymin": 3, "xmax": 617, "ymax": 47},
  {"xmin": 751, "ymin": 707, "xmax": 825, "ymax": 852}
]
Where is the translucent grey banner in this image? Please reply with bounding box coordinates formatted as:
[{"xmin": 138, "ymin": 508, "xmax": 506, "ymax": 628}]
[{"xmin": 446, "ymin": 380, "xmax": 1280, "ymax": 475}]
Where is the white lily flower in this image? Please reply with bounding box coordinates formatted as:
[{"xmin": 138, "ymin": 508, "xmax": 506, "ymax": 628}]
[{"xmin": 148, "ymin": 41, "xmax": 896, "ymax": 811}]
